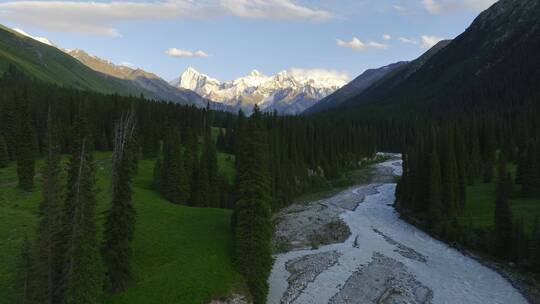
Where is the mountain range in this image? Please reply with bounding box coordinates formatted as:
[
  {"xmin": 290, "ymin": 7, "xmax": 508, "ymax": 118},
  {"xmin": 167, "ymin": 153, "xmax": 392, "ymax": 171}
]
[
  {"xmin": 0, "ymin": 23, "xmax": 345, "ymax": 115},
  {"xmin": 2, "ymin": 0, "xmax": 536, "ymax": 118},
  {"xmin": 64, "ymin": 49, "xmax": 222, "ymax": 109},
  {"xmin": 171, "ymin": 67, "xmax": 347, "ymax": 115}
]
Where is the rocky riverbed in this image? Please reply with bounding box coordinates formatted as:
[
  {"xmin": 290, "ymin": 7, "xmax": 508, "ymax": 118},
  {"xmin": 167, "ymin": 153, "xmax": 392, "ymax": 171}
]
[{"xmin": 267, "ymin": 155, "xmax": 528, "ymax": 304}]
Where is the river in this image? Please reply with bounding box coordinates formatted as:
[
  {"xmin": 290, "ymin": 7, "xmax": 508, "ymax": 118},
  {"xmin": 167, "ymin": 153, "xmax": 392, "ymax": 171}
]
[{"xmin": 267, "ymin": 156, "xmax": 527, "ymax": 304}]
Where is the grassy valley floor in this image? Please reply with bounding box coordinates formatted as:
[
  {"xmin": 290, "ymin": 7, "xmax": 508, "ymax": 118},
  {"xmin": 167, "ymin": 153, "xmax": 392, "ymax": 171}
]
[{"xmin": 0, "ymin": 152, "xmax": 243, "ymax": 304}]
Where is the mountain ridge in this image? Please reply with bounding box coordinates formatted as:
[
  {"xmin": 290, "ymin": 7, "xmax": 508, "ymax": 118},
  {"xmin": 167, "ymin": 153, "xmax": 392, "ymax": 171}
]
[
  {"xmin": 65, "ymin": 48, "xmax": 230, "ymax": 110},
  {"xmin": 304, "ymin": 61, "xmax": 409, "ymax": 114},
  {"xmin": 171, "ymin": 67, "xmax": 347, "ymax": 114}
]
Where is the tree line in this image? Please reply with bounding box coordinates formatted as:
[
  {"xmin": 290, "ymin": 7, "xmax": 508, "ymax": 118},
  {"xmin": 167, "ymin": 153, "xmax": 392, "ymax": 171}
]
[{"xmin": 396, "ymin": 108, "xmax": 540, "ymax": 273}]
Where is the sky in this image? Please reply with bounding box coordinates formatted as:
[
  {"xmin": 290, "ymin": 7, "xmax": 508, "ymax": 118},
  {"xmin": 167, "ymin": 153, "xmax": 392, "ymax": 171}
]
[{"xmin": 0, "ymin": 0, "xmax": 498, "ymax": 82}]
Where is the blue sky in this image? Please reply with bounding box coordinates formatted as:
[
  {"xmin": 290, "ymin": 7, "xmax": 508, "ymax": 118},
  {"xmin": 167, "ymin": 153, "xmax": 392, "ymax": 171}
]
[{"xmin": 0, "ymin": 0, "xmax": 497, "ymax": 82}]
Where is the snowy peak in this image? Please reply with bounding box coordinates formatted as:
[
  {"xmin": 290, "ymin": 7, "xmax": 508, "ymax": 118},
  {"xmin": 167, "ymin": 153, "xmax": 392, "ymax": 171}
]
[
  {"xmin": 174, "ymin": 66, "xmax": 220, "ymax": 92},
  {"xmin": 171, "ymin": 67, "xmax": 347, "ymax": 114}
]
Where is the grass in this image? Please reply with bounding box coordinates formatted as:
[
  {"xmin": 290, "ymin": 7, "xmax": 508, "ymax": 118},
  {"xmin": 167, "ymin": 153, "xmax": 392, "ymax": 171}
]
[
  {"xmin": 0, "ymin": 152, "xmax": 243, "ymax": 304},
  {"xmin": 458, "ymin": 168, "xmax": 540, "ymax": 235}
]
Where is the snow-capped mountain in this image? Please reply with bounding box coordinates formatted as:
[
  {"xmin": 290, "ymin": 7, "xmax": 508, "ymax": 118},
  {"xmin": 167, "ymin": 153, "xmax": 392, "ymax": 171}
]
[{"xmin": 171, "ymin": 67, "xmax": 348, "ymax": 114}]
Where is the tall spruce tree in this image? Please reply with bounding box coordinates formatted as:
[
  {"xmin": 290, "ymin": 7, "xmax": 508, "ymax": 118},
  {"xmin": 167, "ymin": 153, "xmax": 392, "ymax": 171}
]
[
  {"xmin": 160, "ymin": 128, "xmax": 189, "ymax": 204},
  {"xmin": 494, "ymin": 154, "xmax": 513, "ymax": 259},
  {"xmin": 193, "ymin": 153, "xmax": 209, "ymax": 207},
  {"xmin": 102, "ymin": 111, "xmax": 137, "ymax": 293},
  {"xmin": 428, "ymin": 149, "xmax": 444, "ymax": 232},
  {"xmin": 233, "ymin": 106, "xmax": 273, "ymax": 304},
  {"xmin": 531, "ymin": 218, "xmax": 540, "ymax": 272},
  {"xmin": 63, "ymin": 110, "xmax": 103, "ymax": 304},
  {"xmin": 152, "ymin": 157, "xmax": 162, "ymax": 191},
  {"xmin": 442, "ymin": 139, "xmax": 459, "ymax": 219},
  {"xmin": 521, "ymin": 141, "xmax": 540, "ymax": 197},
  {"xmin": 16, "ymin": 90, "xmax": 36, "ymax": 191},
  {"xmin": 27, "ymin": 110, "xmax": 64, "ymax": 304},
  {"xmin": 0, "ymin": 135, "xmax": 8, "ymax": 168}
]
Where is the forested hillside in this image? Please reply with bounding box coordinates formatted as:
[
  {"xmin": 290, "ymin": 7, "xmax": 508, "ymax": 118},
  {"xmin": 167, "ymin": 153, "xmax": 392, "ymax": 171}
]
[
  {"xmin": 0, "ymin": 65, "xmax": 380, "ymax": 303},
  {"xmin": 0, "ymin": 25, "xmax": 155, "ymax": 98}
]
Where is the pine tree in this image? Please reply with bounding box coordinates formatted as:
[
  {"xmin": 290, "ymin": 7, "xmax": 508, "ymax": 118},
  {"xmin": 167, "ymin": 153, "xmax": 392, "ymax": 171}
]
[
  {"xmin": 102, "ymin": 112, "xmax": 137, "ymax": 293},
  {"xmin": 203, "ymin": 132, "xmax": 219, "ymax": 207},
  {"xmin": 0, "ymin": 135, "xmax": 8, "ymax": 168},
  {"xmin": 27, "ymin": 110, "xmax": 65, "ymax": 304},
  {"xmin": 183, "ymin": 129, "xmax": 198, "ymax": 203},
  {"xmin": 18, "ymin": 236, "xmax": 32, "ymax": 304},
  {"xmin": 442, "ymin": 139, "xmax": 459, "ymax": 219},
  {"xmin": 160, "ymin": 128, "xmax": 189, "ymax": 204},
  {"xmin": 193, "ymin": 152, "xmax": 209, "ymax": 207},
  {"xmin": 494, "ymin": 154, "xmax": 513, "ymax": 260},
  {"xmin": 233, "ymin": 106, "xmax": 273, "ymax": 304},
  {"xmin": 521, "ymin": 141, "xmax": 540, "ymax": 197},
  {"xmin": 428, "ymin": 149, "xmax": 443, "ymax": 232},
  {"xmin": 152, "ymin": 157, "xmax": 162, "ymax": 190},
  {"xmin": 16, "ymin": 90, "xmax": 36, "ymax": 191},
  {"xmin": 530, "ymin": 218, "xmax": 540, "ymax": 272},
  {"xmin": 63, "ymin": 111, "xmax": 103, "ymax": 304}
]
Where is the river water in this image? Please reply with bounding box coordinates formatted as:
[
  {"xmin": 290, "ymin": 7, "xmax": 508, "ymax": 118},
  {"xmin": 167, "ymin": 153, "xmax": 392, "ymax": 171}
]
[{"xmin": 267, "ymin": 157, "xmax": 527, "ymax": 304}]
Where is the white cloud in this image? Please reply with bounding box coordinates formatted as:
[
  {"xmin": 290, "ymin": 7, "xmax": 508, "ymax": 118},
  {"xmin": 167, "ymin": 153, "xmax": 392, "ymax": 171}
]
[
  {"xmin": 421, "ymin": 0, "xmax": 442, "ymax": 14},
  {"xmin": 286, "ymin": 68, "xmax": 349, "ymax": 87},
  {"xmin": 383, "ymin": 34, "xmax": 392, "ymax": 41},
  {"xmin": 337, "ymin": 37, "xmax": 388, "ymax": 51},
  {"xmin": 421, "ymin": 35, "xmax": 443, "ymax": 48},
  {"xmin": 398, "ymin": 37, "xmax": 418, "ymax": 44},
  {"xmin": 0, "ymin": 0, "xmax": 331, "ymax": 36},
  {"xmin": 287, "ymin": 68, "xmax": 349, "ymax": 83},
  {"xmin": 421, "ymin": 0, "xmax": 497, "ymax": 14},
  {"xmin": 219, "ymin": 0, "xmax": 331, "ymax": 20},
  {"xmin": 463, "ymin": 0, "xmax": 498, "ymax": 10},
  {"xmin": 391, "ymin": 4, "xmax": 411, "ymax": 15},
  {"xmin": 13, "ymin": 28, "xmax": 55, "ymax": 46},
  {"xmin": 166, "ymin": 48, "xmax": 210, "ymax": 58}
]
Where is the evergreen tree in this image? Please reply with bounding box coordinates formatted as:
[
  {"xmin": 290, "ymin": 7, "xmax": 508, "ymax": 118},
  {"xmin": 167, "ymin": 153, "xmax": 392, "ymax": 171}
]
[
  {"xmin": 521, "ymin": 141, "xmax": 540, "ymax": 197},
  {"xmin": 27, "ymin": 110, "xmax": 64, "ymax": 304},
  {"xmin": 152, "ymin": 157, "xmax": 162, "ymax": 191},
  {"xmin": 530, "ymin": 218, "xmax": 540, "ymax": 272},
  {"xmin": 494, "ymin": 154, "xmax": 513, "ymax": 259},
  {"xmin": 0, "ymin": 135, "xmax": 8, "ymax": 168},
  {"xmin": 16, "ymin": 90, "xmax": 35, "ymax": 191},
  {"xmin": 428, "ymin": 149, "xmax": 443, "ymax": 232},
  {"xmin": 102, "ymin": 112, "xmax": 137, "ymax": 293},
  {"xmin": 204, "ymin": 133, "xmax": 219, "ymax": 207},
  {"xmin": 233, "ymin": 106, "xmax": 273, "ymax": 304},
  {"xmin": 193, "ymin": 151, "xmax": 209, "ymax": 207},
  {"xmin": 63, "ymin": 111, "xmax": 103, "ymax": 304},
  {"xmin": 442, "ymin": 139, "xmax": 459, "ymax": 219},
  {"xmin": 18, "ymin": 236, "xmax": 32, "ymax": 304},
  {"xmin": 160, "ymin": 128, "xmax": 189, "ymax": 204},
  {"xmin": 183, "ymin": 129, "xmax": 198, "ymax": 203}
]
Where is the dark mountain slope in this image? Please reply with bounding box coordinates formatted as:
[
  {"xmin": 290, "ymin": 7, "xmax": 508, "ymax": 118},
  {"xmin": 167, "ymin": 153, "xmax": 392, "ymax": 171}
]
[
  {"xmin": 304, "ymin": 61, "xmax": 408, "ymax": 114},
  {"xmin": 318, "ymin": 0, "xmax": 540, "ymax": 118}
]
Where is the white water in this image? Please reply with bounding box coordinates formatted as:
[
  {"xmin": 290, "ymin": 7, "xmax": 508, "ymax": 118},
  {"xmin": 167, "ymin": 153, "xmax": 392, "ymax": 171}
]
[{"xmin": 267, "ymin": 158, "xmax": 527, "ymax": 304}]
